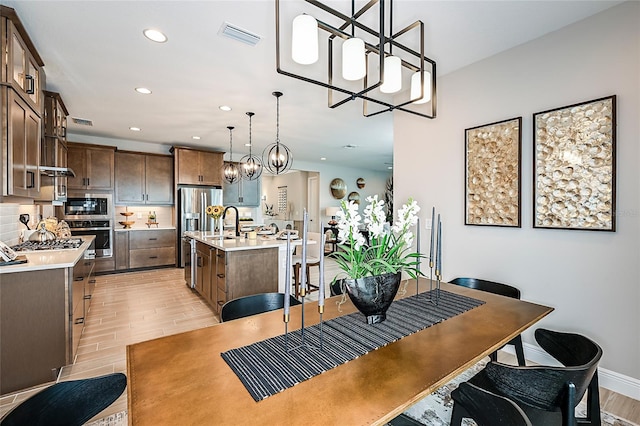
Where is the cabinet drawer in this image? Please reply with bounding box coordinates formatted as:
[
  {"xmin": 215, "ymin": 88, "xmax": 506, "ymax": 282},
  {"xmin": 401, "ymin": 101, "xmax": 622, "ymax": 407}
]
[
  {"xmin": 129, "ymin": 230, "xmax": 175, "ymax": 249},
  {"xmin": 129, "ymin": 247, "xmax": 175, "ymax": 269}
]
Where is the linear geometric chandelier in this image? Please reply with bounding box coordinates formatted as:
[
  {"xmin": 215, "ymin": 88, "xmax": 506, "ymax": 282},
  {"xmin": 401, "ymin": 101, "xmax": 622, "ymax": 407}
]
[{"xmin": 275, "ymin": 0, "xmax": 437, "ymax": 119}]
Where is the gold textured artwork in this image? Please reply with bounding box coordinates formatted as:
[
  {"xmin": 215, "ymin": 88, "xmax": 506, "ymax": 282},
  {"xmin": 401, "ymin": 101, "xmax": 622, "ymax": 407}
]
[
  {"xmin": 533, "ymin": 95, "xmax": 616, "ymax": 231},
  {"xmin": 465, "ymin": 117, "xmax": 522, "ymax": 227}
]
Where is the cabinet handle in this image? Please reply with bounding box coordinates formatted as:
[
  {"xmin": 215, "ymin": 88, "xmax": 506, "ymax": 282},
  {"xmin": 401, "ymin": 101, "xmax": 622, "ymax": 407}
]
[
  {"xmin": 149, "ymin": 256, "xmax": 158, "ymax": 259},
  {"xmin": 75, "ymin": 276, "xmax": 83, "ymax": 281},
  {"xmin": 87, "ymin": 178, "xmax": 90, "ymax": 186},
  {"xmin": 74, "ymin": 318, "xmax": 85, "ymax": 325},
  {"xmin": 217, "ymin": 273, "xmax": 225, "ymax": 278},
  {"xmin": 26, "ymin": 171, "xmax": 35, "ymax": 188},
  {"xmin": 148, "ymin": 238, "xmax": 157, "ymax": 241},
  {"xmin": 89, "ymin": 279, "xmax": 96, "ymax": 284},
  {"xmin": 25, "ymin": 75, "xmax": 35, "ymax": 94},
  {"xmin": 61, "ymin": 126, "xmax": 66, "ymax": 137},
  {"xmin": 217, "ymin": 253, "xmax": 224, "ymax": 258},
  {"xmin": 84, "ymin": 295, "xmax": 91, "ymax": 300}
]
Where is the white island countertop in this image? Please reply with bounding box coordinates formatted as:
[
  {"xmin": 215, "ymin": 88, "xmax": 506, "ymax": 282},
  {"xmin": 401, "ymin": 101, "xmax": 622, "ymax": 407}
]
[
  {"xmin": 185, "ymin": 231, "xmax": 311, "ymax": 252},
  {"xmin": 0, "ymin": 236, "xmax": 95, "ymax": 274}
]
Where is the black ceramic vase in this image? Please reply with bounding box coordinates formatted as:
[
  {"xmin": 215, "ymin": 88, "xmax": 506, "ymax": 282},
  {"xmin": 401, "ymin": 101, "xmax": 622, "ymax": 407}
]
[{"xmin": 344, "ymin": 272, "xmax": 401, "ymax": 324}]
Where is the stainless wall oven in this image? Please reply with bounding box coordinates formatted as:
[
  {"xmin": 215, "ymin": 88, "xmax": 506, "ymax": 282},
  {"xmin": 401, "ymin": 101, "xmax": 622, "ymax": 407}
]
[
  {"xmin": 61, "ymin": 194, "xmax": 113, "ymax": 258},
  {"xmin": 66, "ymin": 220, "xmax": 112, "ymax": 258}
]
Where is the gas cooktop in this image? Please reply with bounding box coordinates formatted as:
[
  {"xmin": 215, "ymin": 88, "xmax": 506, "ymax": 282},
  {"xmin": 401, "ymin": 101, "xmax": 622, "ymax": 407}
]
[{"xmin": 11, "ymin": 238, "xmax": 84, "ymax": 252}]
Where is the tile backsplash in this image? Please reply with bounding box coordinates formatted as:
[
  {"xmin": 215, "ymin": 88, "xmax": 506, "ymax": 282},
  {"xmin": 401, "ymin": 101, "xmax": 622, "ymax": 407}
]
[{"xmin": 0, "ymin": 203, "xmax": 54, "ymax": 245}]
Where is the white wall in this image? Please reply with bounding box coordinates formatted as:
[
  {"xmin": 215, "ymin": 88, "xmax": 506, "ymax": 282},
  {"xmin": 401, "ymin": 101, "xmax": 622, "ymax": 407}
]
[{"xmin": 395, "ymin": 1, "xmax": 639, "ymax": 384}]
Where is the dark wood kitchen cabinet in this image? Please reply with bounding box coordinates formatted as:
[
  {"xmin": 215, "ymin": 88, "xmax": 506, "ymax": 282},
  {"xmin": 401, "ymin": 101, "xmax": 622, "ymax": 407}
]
[
  {"xmin": 67, "ymin": 143, "xmax": 115, "ymax": 190},
  {"xmin": 128, "ymin": 229, "xmax": 176, "ymax": 269},
  {"xmin": 2, "ymin": 87, "xmax": 41, "ymax": 198},
  {"xmin": 172, "ymin": 147, "xmax": 224, "ymax": 186},
  {"xmin": 1, "ymin": 6, "xmax": 43, "ymax": 201},
  {"xmin": 0, "ymin": 252, "xmax": 93, "ymax": 395},
  {"xmin": 213, "ymin": 248, "xmax": 279, "ymax": 314},
  {"xmin": 1, "ymin": 6, "xmax": 44, "ymax": 113},
  {"xmin": 115, "ymin": 151, "xmax": 173, "ymax": 205},
  {"xmin": 37, "ymin": 90, "xmax": 69, "ymax": 204}
]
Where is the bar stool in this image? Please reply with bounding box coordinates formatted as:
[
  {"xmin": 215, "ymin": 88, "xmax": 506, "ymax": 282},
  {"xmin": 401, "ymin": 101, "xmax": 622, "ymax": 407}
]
[{"xmin": 292, "ymin": 232, "xmax": 321, "ymax": 297}]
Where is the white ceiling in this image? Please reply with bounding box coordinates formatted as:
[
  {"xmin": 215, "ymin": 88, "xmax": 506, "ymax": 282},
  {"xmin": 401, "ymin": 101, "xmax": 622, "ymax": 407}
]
[{"xmin": 4, "ymin": 0, "xmax": 621, "ymax": 172}]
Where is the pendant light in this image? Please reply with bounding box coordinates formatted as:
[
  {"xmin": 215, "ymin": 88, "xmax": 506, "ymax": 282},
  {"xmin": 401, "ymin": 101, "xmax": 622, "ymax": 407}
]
[
  {"xmin": 239, "ymin": 112, "xmax": 263, "ymax": 181},
  {"xmin": 223, "ymin": 126, "xmax": 240, "ymax": 184},
  {"xmin": 292, "ymin": 14, "xmax": 318, "ymax": 65},
  {"xmin": 380, "ymin": 55, "xmax": 402, "ymax": 94},
  {"xmin": 411, "ymin": 70, "xmax": 432, "ymax": 104},
  {"xmin": 342, "ymin": 37, "xmax": 366, "ymax": 81},
  {"xmin": 262, "ymin": 91, "xmax": 293, "ymax": 175}
]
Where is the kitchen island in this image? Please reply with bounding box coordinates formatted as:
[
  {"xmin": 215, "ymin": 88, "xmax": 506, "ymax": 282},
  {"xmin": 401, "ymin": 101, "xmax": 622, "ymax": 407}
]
[
  {"xmin": 0, "ymin": 236, "xmax": 95, "ymax": 395},
  {"xmin": 184, "ymin": 231, "xmax": 310, "ymax": 314}
]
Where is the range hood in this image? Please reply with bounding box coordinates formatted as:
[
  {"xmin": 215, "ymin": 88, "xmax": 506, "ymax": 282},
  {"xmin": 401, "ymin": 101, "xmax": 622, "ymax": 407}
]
[{"xmin": 40, "ymin": 166, "xmax": 76, "ymax": 178}]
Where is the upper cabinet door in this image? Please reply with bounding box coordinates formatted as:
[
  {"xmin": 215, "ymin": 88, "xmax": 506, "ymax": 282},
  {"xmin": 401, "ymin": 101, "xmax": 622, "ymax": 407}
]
[
  {"xmin": 198, "ymin": 151, "xmax": 223, "ymax": 187},
  {"xmin": 176, "ymin": 149, "xmax": 202, "ymax": 185},
  {"xmin": 67, "ymin": 145, "xmax": 115, "ymax": 190},
  {"xmin": 3, "ymin": 18, "xmax": 43, "ymax": 113},
  {"xmin": 115, "ymin": 152, "xmax": 145, "ymax": 204},
  {"xmin": 6, "ymin": 88, "xmax": 41, "ymax": 198},
  {"xmin": 145, "ymin": 155, "xmax": 174, "ymax": 205}
]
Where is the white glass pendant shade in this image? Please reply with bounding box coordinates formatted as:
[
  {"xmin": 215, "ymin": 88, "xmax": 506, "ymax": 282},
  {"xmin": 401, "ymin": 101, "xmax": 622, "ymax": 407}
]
[
  {"xmin": 411, "ymin": 71, "xmax": 432, "ymax": 104},
  {"xmin": 292, "ymin": 14, "xmax": 318, "ymax": 65},
  {"xmin": 380, "ymin": 56, "xmax": 402, "ymax": 94},
  {"xmin": 342, "ymin": 37, "xmax": 366, "ymax": 81}
]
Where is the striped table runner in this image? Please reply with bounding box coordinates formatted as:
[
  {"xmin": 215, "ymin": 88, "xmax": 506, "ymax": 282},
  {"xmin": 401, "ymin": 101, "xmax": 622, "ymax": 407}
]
[{"xmin": 221, "ymin": 290, "xmax": 484, "ymax": 401}]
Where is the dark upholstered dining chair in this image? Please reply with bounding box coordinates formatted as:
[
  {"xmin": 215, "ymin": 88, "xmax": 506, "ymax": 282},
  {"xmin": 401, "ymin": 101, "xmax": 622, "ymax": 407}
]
[
  {"xmin": 451, "ymin": 328, "xmax": 603, "ymax": 426},
  {"xmin": 451, "ymin": 382, "xmax": 533, "ymax": 426},
  {"xmin": 449, "ymin": 277, "xmax": 526, "ymax": 366},
  {"xmin": 0, "ymin": 372, "xmax": 127, "ymax": 426},
  {"xmin": 220, "ymin": 292, "xmax": 302, "ymax": 322}
]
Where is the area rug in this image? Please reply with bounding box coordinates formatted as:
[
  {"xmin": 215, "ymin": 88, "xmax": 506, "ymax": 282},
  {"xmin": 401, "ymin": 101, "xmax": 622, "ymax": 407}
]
[{"xmin": 397, "ymin": 358, "xmax": 638, "ymax": 426}]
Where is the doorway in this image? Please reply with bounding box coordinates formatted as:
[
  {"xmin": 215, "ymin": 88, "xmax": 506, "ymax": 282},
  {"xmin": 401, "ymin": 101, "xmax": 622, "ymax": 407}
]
[{"xmin": 307, "ymin": 174, "xmax": 319, "ymax": 232}]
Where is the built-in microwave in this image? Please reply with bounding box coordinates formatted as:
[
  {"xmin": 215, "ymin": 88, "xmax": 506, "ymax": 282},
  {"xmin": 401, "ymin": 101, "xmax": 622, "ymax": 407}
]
[{"xmin": 63, "ymin": 194, "xmax": 112, "ymax": 220}]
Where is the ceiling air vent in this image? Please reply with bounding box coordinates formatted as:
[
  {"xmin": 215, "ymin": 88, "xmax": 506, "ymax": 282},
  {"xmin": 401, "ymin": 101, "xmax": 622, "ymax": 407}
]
[
  {"xmin": 71, "ymin": 117, "xmax": 93, "ymax": 126},
  {"xmin": 219, "ymin": 22, "xmax": 261, "ymax": 46}
]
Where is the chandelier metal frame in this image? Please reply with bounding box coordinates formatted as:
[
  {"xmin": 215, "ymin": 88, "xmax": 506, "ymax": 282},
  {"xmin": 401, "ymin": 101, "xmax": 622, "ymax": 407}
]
[
  {"xmin": 239, "ymin": 112, "xmax": 263, "ymax": 181},
  {"xmin": 275, "ymin": 0, "xmax": 437, "ymax": 119}
]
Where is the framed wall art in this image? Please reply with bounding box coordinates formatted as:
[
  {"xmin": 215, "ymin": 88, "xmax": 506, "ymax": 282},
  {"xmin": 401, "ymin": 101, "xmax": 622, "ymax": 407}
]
[
  {"xmin": 465, "ymin": 117, "xmax": 522, "ymax": 227},
  {"xmin": 533, "ymin": 95, "xmax": 616, "ymax": 231}
]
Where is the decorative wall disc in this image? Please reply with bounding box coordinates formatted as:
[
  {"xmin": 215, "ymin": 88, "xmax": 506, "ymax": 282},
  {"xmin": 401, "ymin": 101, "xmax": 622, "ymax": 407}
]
[
  {"xmin": 348, "ymin": 191, "xmax": 360, "ymax": 204},
  {"xmin": 330, "ymin": 178, "xmax": 347, "ymax": 199},
  {"xmin": 356, "ymin": 177, "xmax": 365, "ymax": 189}
]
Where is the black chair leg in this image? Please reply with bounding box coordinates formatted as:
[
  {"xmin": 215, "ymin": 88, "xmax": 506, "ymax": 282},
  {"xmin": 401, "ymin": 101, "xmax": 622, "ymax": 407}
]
[
  {"xmin": 577, "ymin": 373, "xmax": 601, "ymax": 426},
  {"xmin": 513, "ymin": 334, "xmax": 526, "ymax": 366},
  {"xmin": 450, "ymin": 402, "xmax": 467, "ymax": 426}
]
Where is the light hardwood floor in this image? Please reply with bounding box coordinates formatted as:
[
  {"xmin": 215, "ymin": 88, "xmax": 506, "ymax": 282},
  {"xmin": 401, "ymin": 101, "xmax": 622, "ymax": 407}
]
[{"xmin": 1, "ymin": 264, "xmax": 639, "ymax": 424}]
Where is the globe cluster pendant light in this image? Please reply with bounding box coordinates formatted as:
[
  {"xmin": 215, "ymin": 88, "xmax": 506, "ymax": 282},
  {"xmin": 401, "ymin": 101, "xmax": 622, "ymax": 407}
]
[
  {"xmin": 223, "ymin": 126, "xmax": 240, "ymax": 184},
  {"xmin": 262, "ymin": 91, "xmax": 293, "ymax": 175},
  {"xmin": 239, "ymin": 112, "xmax": 263, "ymax": 181}
]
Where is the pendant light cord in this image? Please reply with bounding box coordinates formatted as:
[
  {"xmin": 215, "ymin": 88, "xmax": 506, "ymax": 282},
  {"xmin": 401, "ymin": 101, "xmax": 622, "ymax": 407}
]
[{"xmin": 228, "ymin": 126, "xmax": 234, "ymax": 161}]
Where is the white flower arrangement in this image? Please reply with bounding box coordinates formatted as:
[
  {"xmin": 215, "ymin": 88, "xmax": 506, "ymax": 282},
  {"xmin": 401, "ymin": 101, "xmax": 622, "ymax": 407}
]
[{"xmin": 332, "ymin": 195, "xmax": 423, "ymax": 280}]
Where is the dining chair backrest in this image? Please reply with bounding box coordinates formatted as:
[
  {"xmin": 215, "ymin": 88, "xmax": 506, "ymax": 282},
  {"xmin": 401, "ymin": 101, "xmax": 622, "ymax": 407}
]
[
  {"xmin": 450, "ymin": 277, "xmax": 521, "ymax": 299},
  {"xmin": 451, "ymin": 382, "xmax": 532, "ymax": 426},
  {"xmin": 0, "ymin": 373, "xmax": 127, "ymax": 426},
  {"xmin": 464, "ymin": 328, "xmax": 603, "ymax": 425},
  {"xmin": 220, "ymin": 292, "xmax": 302, "ymax": 322}
]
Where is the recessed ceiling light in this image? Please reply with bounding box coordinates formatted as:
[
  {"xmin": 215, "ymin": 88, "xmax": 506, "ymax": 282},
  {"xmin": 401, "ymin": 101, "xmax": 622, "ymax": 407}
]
[
  {"xmin": 343, "ymin": 144, "xmax": 358, "ymax": 149},
  {"xmin": 192, "ymin": 136, "xmax": 201, "ymax": 140},
  {"xmin": 135, "ymin": 87, "xmax": 152, "ymax": 95},
  {"xmin": 219, "ymin": 105, "xmax": 232, "ymax": 112},
  {"xmin": 320, "ymin": 157, "xmax": 326, "ymax": 161},
  {"xmin": 244, "ymin": 143, "xmax": 251, "ymax": 147},
  {"xmin": 143, "ymin": 29, "xmax": 167, "ymax": 43},
  {"xmin": 129, "ymin": 127, "xmax": 141, "ymax": 132},
  {"xmin": 387, "ymin": 166, "xmax": 393, "ymax": 170}
]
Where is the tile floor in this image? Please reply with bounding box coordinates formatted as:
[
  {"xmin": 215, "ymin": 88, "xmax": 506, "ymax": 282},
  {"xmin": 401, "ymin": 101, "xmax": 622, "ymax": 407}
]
[{"xmin": 1, "ymin": 264, "xmax": 639, "ymax": 424}]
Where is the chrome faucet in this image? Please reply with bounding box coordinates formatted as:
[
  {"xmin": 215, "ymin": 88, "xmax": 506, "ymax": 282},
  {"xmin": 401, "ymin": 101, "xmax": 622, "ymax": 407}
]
[{"xmin": 223, "ymin": 206, "xmax": 240, "ymax": 236}]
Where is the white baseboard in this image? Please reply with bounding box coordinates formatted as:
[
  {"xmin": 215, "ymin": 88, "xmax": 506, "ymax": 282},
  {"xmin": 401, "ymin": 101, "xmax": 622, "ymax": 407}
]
[{"xmin": 501, "ymin": 343, "xmax": 640, "ymax": 401}]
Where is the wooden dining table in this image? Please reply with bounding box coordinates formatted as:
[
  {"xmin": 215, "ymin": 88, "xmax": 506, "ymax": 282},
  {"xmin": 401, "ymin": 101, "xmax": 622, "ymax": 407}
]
[{"xmin": 126, "ymin": 280, "xmax": 553, "ymax": 425}]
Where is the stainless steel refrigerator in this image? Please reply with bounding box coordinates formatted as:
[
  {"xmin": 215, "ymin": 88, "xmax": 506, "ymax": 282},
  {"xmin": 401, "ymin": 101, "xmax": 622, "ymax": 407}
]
[{"xmin": 178, "ymin": 185, "xmax": 223, "ymax": 267}]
